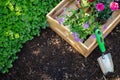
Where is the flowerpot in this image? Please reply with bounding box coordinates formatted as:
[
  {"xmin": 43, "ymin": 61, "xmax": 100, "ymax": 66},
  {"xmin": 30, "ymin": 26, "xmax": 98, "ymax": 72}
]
[{"xmin": 46, "ymin": 0, "xmax": 120, "ymax": 57}]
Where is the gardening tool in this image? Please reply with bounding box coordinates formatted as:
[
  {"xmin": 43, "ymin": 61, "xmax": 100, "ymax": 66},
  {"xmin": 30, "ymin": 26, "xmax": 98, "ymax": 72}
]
[{"xmin": 94, "ymin": 28, "xmax": 114, "ymax": 75}]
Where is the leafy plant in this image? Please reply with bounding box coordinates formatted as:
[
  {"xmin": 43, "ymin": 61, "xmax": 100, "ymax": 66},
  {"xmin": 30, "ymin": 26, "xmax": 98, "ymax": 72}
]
[
  {"xmin": 57, "ymin": 0, "xmax": 119, "ymax": 42},
  {"xmin": 0, "ymin": 0, "xmax": 61, "ymax": 73},
  {"xmin": 64, "ymin": 8, "xmax": 100, "ymax": 40}
]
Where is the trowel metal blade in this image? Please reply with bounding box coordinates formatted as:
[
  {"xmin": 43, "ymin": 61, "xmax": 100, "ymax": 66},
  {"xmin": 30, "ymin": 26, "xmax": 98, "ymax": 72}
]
[{"xmin": 97, "ymin": 53, "xmax": 114, "ymax": 75}]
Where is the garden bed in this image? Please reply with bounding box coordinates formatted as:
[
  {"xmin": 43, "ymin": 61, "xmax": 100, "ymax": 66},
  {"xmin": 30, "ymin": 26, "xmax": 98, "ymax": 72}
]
[
  {"xmin": 0, "ymin": 24, "xmax": 120, "ymax": 80},
  {"xmin": 47, "ymin": 0, "xmax": 120, "ymax": 57}
]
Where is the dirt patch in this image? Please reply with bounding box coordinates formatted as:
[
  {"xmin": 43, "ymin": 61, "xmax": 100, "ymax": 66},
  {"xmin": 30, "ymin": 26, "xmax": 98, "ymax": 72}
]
[{"xmin": 0, "ymin": 23, "xmax": 120, "ymax": 80}]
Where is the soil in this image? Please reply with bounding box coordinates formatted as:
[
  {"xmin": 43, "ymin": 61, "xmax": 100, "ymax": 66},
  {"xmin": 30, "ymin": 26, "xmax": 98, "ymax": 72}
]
[{"xmin": 0, "ymin": 23, "xmax": 120, "ymax": 80}]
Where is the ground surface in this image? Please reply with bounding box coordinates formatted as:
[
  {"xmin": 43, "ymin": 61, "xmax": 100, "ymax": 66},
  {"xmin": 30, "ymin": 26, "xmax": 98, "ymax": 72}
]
[{"xmin": 0, "ymin": 23, "xmax": 120, "ymax": 80}]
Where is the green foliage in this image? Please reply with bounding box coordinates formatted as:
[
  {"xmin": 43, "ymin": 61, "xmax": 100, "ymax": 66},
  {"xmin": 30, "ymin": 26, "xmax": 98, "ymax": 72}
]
[
  {"xmin": 64, "ymin": 8, "xmax": 100, "ymax": 40},
  {"xmin": 63, "ymin": 0, "xmax": 112, "ymax": 41},
  {"xmin": 0, "ymin": 0, "xmax": 61, "ymax": 73}
]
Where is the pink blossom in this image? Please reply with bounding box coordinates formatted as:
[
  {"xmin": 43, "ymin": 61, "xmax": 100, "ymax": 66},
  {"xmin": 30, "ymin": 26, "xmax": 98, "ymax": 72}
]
[
  {"xmin": 110, "ymin": 2, "xmax": 119, "ymax": 11},
  {"xmin": 77, "ymin": 0, "xmax": 80, "ymax": 2},
  {"xmin": 96, "ymin": 3, "xmax": 105, "ymax": 11},
  {"xmin": 88, "ymin": 0, "xmax": 95, "ymax": 2}
]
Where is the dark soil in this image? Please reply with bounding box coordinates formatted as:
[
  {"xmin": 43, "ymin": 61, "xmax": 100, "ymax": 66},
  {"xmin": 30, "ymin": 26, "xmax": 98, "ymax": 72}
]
[{"xmin": 0, "ymin": 23, "xmax": 120, "ymax": 80}]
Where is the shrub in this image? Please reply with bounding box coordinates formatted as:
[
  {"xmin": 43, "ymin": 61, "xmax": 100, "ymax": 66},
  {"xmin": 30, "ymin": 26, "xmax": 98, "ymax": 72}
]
[{"xmin": 0, "ymin": 0, "xmax": 61, "ymax": 73}]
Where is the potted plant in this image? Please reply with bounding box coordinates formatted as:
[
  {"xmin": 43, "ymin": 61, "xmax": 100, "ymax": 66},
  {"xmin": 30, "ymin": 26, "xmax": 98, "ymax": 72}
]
[{"xmin": 47, "ymin": 0, "xmax": 120, "ymax": 57}]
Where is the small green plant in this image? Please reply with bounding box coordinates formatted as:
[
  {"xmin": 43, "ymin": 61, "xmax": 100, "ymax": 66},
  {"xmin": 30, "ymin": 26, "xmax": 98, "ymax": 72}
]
[
  {"xmin": 0, "ymin": 0, "xmax": 61, "ymax": 73},
  {"xmin": 64, "ymin": 8, "xmax": 100, "ymax": 40}
]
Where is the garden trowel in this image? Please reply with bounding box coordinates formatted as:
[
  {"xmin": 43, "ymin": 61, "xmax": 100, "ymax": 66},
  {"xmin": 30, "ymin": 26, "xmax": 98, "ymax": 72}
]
[{"xmin": 94, "ymin": 28, "xmax": 114, "ymax": 75}]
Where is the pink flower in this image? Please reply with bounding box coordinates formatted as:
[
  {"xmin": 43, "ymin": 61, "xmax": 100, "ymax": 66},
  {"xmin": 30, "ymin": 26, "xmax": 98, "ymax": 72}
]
[
  {"xmin": 96, "ymin": 3, "xmax": 105, "ymax": 11},
  {"xmin": 88, "ymin": 0, "xmax": 95, "ymax": 2},
  {"xmin": 110, "ymin": 2, "xmax": 119, "ymax": 11},
  {"xmin": 77, "ymin": 0, "xmax": 80, "ymax": 2}
]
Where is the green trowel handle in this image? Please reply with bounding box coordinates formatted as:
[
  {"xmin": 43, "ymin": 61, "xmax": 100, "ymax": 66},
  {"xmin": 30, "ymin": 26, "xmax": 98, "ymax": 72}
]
[{"xmin": 94, "ymin": 28, "xmax": 106, "ymax": 53}]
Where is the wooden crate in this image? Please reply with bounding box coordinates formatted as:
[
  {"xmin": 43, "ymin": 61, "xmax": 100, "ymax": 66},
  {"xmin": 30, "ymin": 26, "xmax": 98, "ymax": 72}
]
[{"xmin": 46, "ymin": 0, "xmax": 120, "ymax": 57}]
